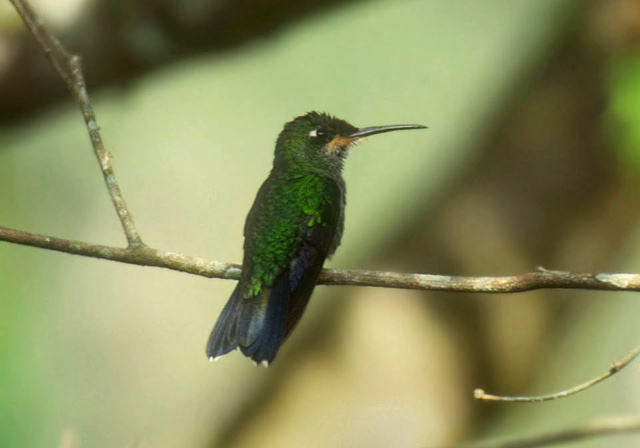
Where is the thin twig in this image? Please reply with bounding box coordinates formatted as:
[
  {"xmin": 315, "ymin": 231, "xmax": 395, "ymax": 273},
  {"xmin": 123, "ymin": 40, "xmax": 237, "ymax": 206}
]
[
  {"xmin": 474, "ymin": 345, "xmax": 640, "ymax": 402},
  {"xmin": 458, "ymin": 415, "xmax": 640, "ymax": 448},
  {"xmin": 9, "ymin": 0, "xmax": 143, "ymax": 247},
  {"xmin": 4, "ymin": 225, "xmax": 640, "ymax": 293}
]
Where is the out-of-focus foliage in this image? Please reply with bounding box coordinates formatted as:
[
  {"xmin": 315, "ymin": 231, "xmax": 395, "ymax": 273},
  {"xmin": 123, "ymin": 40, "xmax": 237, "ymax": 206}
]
[{"xmin": 610, "ymin": 55, "xmax": 640, "ymax": 174}]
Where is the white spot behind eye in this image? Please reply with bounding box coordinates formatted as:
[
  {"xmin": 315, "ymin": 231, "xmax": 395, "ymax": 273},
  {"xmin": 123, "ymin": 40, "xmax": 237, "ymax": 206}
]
[{"xmin": 309, "ymin": 129, "xmax": 318, "ymax": 137}]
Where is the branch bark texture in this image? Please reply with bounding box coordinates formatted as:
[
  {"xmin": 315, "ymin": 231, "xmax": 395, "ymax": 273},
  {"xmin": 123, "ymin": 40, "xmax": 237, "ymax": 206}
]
[{"xmin": 3, "ymin": 224, "xmax": 640, "ymax": 293}]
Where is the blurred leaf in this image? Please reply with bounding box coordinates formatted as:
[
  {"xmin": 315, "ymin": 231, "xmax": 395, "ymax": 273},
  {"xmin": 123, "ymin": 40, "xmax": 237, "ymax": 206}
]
[{"xmin": 609, "ymin": 54, "xmax": 640, "ymax": 174}]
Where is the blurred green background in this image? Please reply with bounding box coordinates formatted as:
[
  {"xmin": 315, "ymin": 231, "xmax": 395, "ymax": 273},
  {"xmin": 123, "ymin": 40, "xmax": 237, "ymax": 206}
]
[{"xmin": 2, "ymin": 0, "xmax": 640, "ymax": 446}]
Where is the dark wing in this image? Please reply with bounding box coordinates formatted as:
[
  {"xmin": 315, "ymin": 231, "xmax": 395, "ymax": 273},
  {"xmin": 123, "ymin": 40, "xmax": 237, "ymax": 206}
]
[{"xmin": 282, "ymin": 177, "xmax": 342, "ymax": 338}]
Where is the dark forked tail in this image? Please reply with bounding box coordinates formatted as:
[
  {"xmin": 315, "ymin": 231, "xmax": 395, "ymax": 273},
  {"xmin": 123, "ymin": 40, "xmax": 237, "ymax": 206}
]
[
  {"xmin": 206, "ymin": 278, "xmax": 290, "ymax": 366},
  {"xmin": 206, "ymin": 244, "xmax": 325, "ymax": 366}
]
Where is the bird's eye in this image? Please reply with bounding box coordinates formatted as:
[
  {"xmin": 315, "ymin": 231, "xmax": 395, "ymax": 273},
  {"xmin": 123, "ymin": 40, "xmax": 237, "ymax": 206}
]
[{"xmin": 309, "ymin": 129, "xmax": 325, "ymax": 138}]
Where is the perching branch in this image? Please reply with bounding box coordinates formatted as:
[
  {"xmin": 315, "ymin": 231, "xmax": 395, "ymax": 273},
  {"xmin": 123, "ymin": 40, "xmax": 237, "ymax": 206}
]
[
  {"xmin": 474, "ymin": 345, "xmax": 640, "ymax": 402},
  {"xmin": 5, "ymin": 224, "xmax": 640, "ymax": 293},
  {"xmin": 0, "ymin": 225, "xmax": 241, "ymax": 279},
  {"xmin": 460, "ymin": 415, "xmax": 640, "ymax": 448}
]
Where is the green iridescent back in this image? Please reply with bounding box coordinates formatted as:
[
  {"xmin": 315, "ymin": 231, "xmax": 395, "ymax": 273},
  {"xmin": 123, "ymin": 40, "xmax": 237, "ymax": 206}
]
[{"xmin": 241, "ymin": 168, "xmax": 344, "ymax": 298}]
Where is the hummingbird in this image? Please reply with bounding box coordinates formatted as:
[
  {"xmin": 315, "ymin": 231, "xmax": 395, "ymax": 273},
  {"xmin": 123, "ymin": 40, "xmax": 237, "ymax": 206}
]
[{"xmin": 206, "ymin": 111, "xmax": 426, "ymax": 366}]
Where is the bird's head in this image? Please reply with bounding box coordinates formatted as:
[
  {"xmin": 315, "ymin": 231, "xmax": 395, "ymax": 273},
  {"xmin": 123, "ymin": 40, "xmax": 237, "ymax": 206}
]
[{"xmin": 273, "ymin": 111, "xmax": 425, "ymax": 174}]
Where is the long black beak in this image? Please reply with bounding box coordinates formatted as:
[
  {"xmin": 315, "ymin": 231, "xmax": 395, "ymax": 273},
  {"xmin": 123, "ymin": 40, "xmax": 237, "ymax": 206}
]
[{"xmin": 346, "ymin": 124, "xmax": 427, "ymax": 139}]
